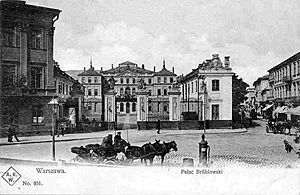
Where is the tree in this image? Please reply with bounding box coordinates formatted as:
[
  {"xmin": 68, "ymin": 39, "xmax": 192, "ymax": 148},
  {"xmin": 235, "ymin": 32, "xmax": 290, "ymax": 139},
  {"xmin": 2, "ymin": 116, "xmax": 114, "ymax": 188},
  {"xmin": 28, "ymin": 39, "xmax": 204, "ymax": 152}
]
[{"xmin": 232, "ymin": 74, "xmax": 249, "ymax": 123}]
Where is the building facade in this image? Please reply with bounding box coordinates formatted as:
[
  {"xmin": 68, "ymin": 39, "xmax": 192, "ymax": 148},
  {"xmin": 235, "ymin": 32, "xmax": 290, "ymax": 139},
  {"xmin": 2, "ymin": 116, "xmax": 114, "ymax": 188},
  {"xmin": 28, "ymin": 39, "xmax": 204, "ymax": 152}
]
[
  {"xmin": 77, "ymin": 60, "xmax": 103, "ymax": 121},
  {"xmin": 253, "ymin": 75, "xmax": 271, "ymax": 114},
  {"xmin": 0, "ymin": 1, "xmax": 60, "ymax": 134},
  {"xmin": 268, "ymin": 52, "xmax": 300, "ymax": 107},
  {"xmin": 77, "ymin": 60, "xmax": 177, "ymax": 124},
  {"xmin": 53, "ymin": 61, "xmax": 81, "ymax": 121},
  {"xmin": 178, "ymin": 54, "xmax": 234, "ymax": 128}
]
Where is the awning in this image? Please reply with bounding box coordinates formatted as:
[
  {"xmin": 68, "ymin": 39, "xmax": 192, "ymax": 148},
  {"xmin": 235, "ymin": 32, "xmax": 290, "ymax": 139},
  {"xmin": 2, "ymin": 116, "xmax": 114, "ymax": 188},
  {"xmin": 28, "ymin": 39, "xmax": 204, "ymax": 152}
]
[
  {"xmin": 285, "ymin": 106, "xmax": 300, "ymax": 116},
  {"xmin": 262, "ymin": 104, "xmax": 273, "ymax": 111},
  {"xmin": 273, "ymin": 106, "xmax": 289, "ymax": 114}
]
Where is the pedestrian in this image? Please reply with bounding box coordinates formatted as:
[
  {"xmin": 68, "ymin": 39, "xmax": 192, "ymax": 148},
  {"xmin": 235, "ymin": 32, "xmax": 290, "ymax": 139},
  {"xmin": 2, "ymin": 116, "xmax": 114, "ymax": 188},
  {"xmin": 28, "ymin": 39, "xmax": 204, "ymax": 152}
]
[
  {"xmin": 157, "ymin": 120, "xmax": 161, "ymax": 134},
  {"xmin": 7, "ymin": 120, "xmax": 20, "ymax": 142}
]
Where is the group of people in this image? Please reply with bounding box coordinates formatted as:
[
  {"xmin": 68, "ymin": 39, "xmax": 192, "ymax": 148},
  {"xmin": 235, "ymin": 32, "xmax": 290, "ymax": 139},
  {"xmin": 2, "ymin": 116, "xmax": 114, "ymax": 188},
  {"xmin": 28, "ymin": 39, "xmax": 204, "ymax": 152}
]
[{"xmin": 101, "ymin": 132, "xmax": 125, "ymax": 148}]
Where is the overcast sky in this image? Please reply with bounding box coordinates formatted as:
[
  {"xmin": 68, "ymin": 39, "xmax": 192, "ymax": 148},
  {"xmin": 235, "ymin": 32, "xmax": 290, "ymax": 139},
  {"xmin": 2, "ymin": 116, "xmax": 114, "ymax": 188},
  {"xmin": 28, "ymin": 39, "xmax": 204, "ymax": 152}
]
[{"xmin": 27, "ymin": 0, "xmax": 300, "ymax": 86}]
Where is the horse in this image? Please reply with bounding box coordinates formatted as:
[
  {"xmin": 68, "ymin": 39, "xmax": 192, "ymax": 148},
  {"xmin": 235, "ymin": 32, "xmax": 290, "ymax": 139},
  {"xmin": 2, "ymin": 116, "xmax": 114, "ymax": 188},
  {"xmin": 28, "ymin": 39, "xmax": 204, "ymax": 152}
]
[
  {"xmin": 152, "ymin": 140, "xmax": 178, "ymax": 165},
  {"xmin": 125, "ymin": 140, "xmax": 160, "ymax": 166}
]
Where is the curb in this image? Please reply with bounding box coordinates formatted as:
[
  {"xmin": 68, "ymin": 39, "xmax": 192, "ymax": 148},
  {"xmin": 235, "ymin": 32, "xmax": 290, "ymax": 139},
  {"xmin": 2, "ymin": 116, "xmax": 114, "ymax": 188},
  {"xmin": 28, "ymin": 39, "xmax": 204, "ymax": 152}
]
[
  {"xmin": 157, "ymin": 129, "xmax": 247, "ymax": 136},
  {"xmin": 0, "ymin": 137, "xmax": 98, "ymax": 146}
]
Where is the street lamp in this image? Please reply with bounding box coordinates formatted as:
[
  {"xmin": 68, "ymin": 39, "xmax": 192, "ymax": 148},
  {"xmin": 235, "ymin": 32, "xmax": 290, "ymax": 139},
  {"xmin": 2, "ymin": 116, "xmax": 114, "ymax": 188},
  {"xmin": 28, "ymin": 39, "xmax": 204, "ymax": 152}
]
[
  {"xmin": 48, "ymin": 98, "xmax": 59, "ymax": 161},
  {"xmin": 199, "ymin": 75, "xmax": 207, "ymax": 134}
]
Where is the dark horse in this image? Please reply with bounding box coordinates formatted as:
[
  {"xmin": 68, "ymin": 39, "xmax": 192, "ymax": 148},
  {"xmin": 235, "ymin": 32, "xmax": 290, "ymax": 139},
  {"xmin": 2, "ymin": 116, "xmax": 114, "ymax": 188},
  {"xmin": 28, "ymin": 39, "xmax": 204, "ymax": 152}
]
[
  {"xmin": 125, "ymin": 140, "xmax": 178, "ymax": 166},
  {"xmin": 125, "ymin": 140, "xmax": 160, "ymax": 166},
  {"xmin": 152, "ymin": 140, "xmax": 178, "ymax": 165}
]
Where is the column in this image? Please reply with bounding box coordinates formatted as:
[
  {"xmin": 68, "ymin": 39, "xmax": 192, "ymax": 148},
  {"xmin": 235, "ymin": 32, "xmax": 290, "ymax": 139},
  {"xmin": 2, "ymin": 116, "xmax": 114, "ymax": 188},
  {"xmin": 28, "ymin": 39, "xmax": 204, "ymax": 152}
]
[
  {"xmin": 104, "ymin": 91, "xmax": 116, "ymax": 122},
  {"xmin": 46, "ymin": 27, "xmax": 55, "ymax": 90},
  {"xmin": 136, "ymin": 90, "xmax": 148, "ymax": 121},
  {"xmin": 78, "ymin": 97, "xmax": 82, "ymax": 122},
  {"xmin": 19, "ymin": 23, "xmax": 28, "ymax": 78},
  {"xmin": 168, "ymin": 90, "xmax": 181, "ymax": 121}
]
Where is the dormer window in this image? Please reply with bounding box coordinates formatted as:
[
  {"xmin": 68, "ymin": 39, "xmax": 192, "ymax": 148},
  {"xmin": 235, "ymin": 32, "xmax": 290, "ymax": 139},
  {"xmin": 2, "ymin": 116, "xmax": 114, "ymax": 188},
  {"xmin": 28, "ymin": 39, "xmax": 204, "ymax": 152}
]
[{"xmin": 88, "ymin": 77, "xmax": 91, "ymax": 83}]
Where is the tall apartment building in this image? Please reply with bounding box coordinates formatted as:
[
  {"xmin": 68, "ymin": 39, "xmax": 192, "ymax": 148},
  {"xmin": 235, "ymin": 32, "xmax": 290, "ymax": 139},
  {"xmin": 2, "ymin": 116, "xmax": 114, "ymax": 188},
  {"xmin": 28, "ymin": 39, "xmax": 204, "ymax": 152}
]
[
  {"xmin": 268, "ymin": 52, "xmax": 300, "ymax": 106},
  {"xmin": 0, "ymin": 1, "xmax": 61, "ymax": 134}
]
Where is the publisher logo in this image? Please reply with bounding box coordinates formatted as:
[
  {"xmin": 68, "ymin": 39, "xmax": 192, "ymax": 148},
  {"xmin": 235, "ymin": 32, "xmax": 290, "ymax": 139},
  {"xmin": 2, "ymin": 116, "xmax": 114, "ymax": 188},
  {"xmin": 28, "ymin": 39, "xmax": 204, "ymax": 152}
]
[{"xmin": 2, "ymin": 166, "xmax": 21, "ymax": 186}]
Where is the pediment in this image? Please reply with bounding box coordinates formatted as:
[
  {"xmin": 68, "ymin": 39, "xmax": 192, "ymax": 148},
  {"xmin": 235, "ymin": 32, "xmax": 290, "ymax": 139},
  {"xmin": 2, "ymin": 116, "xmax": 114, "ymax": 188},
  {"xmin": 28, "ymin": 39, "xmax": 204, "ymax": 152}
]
[{"xmin": 116, "ymin": 70, "xmax": 138, "ymax": 77}]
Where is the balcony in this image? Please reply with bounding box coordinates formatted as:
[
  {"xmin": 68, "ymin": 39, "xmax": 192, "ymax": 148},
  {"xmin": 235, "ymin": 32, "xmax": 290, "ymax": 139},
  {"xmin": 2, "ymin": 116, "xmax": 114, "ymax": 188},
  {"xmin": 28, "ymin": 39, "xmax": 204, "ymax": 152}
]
[{"xmin": 282, "ymin": 76, "xmax": 292, "ymax": 83}]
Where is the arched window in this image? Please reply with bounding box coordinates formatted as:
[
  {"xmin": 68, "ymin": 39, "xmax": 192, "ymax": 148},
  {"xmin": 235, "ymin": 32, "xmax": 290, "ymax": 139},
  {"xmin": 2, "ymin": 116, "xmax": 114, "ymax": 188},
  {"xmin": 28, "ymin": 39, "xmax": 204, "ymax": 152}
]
[
  {"xmin": 126, "ymin": 78, "xmax": 130, "ymax": 84},
  {"xmin": 133, "ymin": 78, "xmax": 136, "ymax": 84},
  {"xmin": 120, "ymin": 103, "xmax": 124, "ymax": 112},
  {"xmin": 120, "ymin": 88, "xmax": 124, "ymax": 95},
  {"xmin": 126, "ymin": 102, "xmax": 130, "ymax": 113},
  {"xmin": 132, "ymin": 88, "xmax": 136, "ymax": 94},
  {"xmin": 120, "ymin": 78, "xmax": 123, "ymax": 84},
  {"xmin": 125, "ymin": 87, "xmax": 130, "ymax": 95},
  {"xmin": 132, "ymin": 102, "xmax": 136, "ymax": 112}
]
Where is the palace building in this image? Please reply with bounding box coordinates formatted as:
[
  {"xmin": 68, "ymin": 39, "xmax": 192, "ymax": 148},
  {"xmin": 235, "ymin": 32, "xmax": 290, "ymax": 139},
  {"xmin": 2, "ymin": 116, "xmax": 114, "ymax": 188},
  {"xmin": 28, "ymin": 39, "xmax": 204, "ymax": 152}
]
[{"xmin": 77, "ymin": 60, "xmax": 177, "ymax": 125}]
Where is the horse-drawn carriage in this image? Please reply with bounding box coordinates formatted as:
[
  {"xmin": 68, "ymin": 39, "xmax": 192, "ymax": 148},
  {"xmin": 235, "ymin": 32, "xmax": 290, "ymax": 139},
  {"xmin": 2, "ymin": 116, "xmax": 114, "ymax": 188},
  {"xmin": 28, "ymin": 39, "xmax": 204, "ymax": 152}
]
[
  {"xmin": 266, "ymin": 120, "xmax": 292, "ymax": 135},
  {"xmin": 71, "ymin": 135, "xmax": 178, "ymax": 166}
]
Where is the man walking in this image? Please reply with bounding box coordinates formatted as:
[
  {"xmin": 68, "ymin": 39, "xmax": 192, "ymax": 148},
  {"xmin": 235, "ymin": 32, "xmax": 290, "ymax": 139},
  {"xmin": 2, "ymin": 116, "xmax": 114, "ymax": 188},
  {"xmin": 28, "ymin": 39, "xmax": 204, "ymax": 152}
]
[
  {"xmin": 157, "ymin": 120, "xmax": 161, "ymax": 134},
  {"xmin": 7, "ymin": 120, "xmax": 20, "ymax": 142}
]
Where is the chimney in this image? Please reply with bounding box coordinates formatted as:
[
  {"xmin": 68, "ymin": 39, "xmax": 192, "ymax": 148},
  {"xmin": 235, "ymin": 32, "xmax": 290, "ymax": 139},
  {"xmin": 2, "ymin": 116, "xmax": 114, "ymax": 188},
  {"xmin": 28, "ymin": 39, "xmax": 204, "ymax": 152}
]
[
  {"xmin": 224, "ymin": 56, "xmax": 230, "ymax": 67},
  {"xmin": 84, "ymin": 67, "xmax": 86, "ymax": 71},
  {"xmin": 172, "ymin": 67, "xmax": 174, "ymax": 73},
  {"xmin": 142, "ymin": 64, "xmax": 145, "ymax": 69},
  {"xmin": 111, "ymin": 64, "xmax": 114, "ymax": 69},
  {"xmin": 154, "ymin": 66, "xmax": 156, "ymax": 72},
  {"xmin": 101, "ymin": 67, "xmax": 103, "ymax": 72},
  {"xmin": 163, "ymin": 59, "xmax": 166, "ymax": 68}
]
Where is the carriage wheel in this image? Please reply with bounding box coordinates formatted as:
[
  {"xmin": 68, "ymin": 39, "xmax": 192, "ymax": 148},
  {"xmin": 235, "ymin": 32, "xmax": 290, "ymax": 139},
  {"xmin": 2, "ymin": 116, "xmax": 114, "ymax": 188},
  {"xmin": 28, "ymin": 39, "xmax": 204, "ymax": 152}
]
[
  {"xmin": 280, "ymin": 126, "xmax": 285, "ymax": 134},
  {"xmin": 266, "ymin": 126, "xmax": 269, "ymax": 133},
  {"xmin": 103, "ymin": 160, "xmax": 117, "ymax": 165}
]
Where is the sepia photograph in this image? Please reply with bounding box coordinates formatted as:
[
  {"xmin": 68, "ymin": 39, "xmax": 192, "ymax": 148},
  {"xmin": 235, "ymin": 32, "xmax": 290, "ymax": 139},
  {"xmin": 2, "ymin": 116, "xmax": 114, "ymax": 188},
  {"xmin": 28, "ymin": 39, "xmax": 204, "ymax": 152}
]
[{"xmin": 0, "ymin": 0, "xmax": 300, "ymax": 194}]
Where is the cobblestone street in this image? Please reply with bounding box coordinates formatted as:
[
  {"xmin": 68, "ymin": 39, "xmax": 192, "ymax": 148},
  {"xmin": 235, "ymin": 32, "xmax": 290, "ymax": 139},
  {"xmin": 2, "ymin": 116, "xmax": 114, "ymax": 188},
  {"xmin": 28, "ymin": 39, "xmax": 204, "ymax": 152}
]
[{"xmin": 0, "ymin": 119, "xmax": 299, "ymax": 168}]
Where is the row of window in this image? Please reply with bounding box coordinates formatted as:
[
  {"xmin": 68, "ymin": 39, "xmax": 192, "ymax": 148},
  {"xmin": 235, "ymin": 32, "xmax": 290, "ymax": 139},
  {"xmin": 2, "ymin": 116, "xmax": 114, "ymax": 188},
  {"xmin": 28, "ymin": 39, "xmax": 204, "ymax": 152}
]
[
  {"xmin": 57, "ymin": 81, "xmax": 72, "ymax": 95},
  {"xmin": 183, "ymin": 79, "xmax": 220, "ymax": 98},
  {"xmin": 81, "ymin": 77, "xmax": 99, "ymax": 83},
  {"xmin": 87, "ymin": 88, "xmax": 99, "ymax": 96},
  {"xmin": 272, "ymin": 60, "xmax": 300, "ymax": 83},
  {"xmin": 118, "ymin": 77, "xmax": 174, "ymax": 84},
  {"xmin": 273, "ymin": 82, "xmax": 300, "ymax": 98},
  {"xmin": 2, "ymin": 65, "xmax": 44, "ymax": 89},
  {"xmin": 119, "ymin": 102, "xmax": 136, "ymax": 113},
  {"xmin": 3, "ymin": 26, "xmax": 46, "ymax": 49}
]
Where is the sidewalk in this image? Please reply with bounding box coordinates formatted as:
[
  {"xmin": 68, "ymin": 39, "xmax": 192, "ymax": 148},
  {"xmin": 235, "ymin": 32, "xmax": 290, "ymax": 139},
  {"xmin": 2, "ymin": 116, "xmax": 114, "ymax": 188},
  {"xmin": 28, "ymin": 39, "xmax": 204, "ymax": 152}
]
[{"xmin": 0, "ymin": 128, "xmax": 247, "ymax": 146}]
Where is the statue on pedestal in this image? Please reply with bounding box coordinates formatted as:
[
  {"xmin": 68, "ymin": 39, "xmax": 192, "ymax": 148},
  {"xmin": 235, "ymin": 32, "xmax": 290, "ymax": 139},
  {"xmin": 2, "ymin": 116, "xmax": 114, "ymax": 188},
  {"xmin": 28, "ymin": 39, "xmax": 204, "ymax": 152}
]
[{"xmin": 137, "ymin": 78, "xmax": 146, "ymax": 90}]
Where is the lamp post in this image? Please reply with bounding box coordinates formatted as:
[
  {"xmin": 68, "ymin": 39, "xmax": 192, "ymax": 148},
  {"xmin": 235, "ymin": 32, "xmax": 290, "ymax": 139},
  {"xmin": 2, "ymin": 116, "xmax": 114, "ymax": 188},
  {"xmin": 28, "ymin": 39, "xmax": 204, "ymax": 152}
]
[
  {"xmin": 199, "ymin": 75, "xmax": 207, "ymax": 134},
  {"xmin": 48, "ymin": 98, "xmax": 59, "ymax": 161}
]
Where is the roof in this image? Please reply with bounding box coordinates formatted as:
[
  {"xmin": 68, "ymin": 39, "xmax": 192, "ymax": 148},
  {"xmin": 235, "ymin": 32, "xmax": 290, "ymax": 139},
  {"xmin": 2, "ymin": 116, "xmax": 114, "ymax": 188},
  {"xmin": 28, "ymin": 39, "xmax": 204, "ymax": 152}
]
[
  {"xmin": 78, "ymin": 62, "xmax": 102, "ymax": 76},
  {"xmin": 154, "ymin": 65, "xmax": 177, "ymax": 76},
  {"xmin": 102, "ymin": 62, "xmax": 154, "ymax": 75},
  {"xmin": 54, "ymin": 64, "xmax": 76, "ymax": 82},
  {"xmin": 253, "ymin": 74, "xmax": 269, "ymax": 86},
  {"xmin": 268, "ymin": 52, "xmax": 300, "ymax": 73},
  {"xmin": 0, "ymin": 1, "xmax": 61, "ymax": 16}
]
